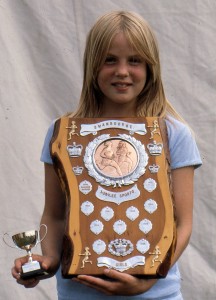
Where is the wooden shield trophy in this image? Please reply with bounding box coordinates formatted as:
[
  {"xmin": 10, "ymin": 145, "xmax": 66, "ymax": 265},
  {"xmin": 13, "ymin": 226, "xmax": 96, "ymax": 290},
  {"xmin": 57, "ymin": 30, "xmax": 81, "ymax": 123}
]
[{"xmin": 51, "ymin": 117, "xmax": 176, "ymax": 278}]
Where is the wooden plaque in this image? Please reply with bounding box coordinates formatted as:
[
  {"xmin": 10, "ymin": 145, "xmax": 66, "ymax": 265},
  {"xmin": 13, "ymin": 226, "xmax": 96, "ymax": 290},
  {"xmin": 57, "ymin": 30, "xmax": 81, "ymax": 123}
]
[{"xmin": 51, "ymin": 117, "xmax": 176, "ymax": 278}]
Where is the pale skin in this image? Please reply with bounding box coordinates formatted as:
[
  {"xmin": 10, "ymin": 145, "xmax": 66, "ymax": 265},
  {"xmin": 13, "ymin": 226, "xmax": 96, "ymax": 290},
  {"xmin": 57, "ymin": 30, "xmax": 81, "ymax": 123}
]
[{"xmin": 11, "ymin": 32, "xmax": 195, "ymax": 295}]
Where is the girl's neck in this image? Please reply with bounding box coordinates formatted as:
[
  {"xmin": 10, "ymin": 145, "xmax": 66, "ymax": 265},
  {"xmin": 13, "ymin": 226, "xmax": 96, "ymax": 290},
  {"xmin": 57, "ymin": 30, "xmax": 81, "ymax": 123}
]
[
  {"xmin": 100, "ymin": 105, "xmax": 136, "ymax": 118},
  {"xmin": 100, "ymin": 112, "xmax": 136, "ymax": 118}
]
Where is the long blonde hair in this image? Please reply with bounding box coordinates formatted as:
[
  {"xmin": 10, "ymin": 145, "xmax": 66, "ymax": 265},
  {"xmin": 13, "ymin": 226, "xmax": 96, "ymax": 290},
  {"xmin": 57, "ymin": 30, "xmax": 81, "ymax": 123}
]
[{"xmin": 72, "ymin": 11, "xmax": 183, "ymax": 121}]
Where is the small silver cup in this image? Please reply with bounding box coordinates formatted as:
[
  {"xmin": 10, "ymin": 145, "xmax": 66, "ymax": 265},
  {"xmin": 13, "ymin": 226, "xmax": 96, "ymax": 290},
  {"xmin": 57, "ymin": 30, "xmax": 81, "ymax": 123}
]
[{"xmin": 3, "ymin": 224, "xmax": 48, "ymax": 279}]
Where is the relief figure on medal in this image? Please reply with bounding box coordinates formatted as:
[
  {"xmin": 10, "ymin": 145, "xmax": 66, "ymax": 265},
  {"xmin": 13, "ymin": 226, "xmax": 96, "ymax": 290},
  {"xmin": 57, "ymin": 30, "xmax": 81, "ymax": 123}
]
[
  {"xmin": 83, "ymin": 134, "xmax": 149, "ymax": 187},
  {"xmin": 95, "ymin": 138, "xmax": 137, "ymax": 178}
]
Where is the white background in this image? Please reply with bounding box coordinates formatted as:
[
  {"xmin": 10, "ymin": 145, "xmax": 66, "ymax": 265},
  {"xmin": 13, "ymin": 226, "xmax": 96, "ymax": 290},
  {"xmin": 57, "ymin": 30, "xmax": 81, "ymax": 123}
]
[{"xmin": 0, "ymin": 0, "xmax": 215, "ymax": 299}]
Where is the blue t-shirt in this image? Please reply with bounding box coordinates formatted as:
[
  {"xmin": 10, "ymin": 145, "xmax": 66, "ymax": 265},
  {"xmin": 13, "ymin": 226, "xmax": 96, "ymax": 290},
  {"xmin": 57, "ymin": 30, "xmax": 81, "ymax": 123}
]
[{"xmin": 40, "ymin": 117, "xmax": 202, "ymax": 300}]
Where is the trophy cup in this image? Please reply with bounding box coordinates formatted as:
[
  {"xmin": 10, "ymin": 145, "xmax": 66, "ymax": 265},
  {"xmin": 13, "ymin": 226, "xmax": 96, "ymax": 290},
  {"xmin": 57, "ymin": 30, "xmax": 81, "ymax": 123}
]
[{"xmin": 3, "ymin": 224, "xmax": 48, "ymax": 279}]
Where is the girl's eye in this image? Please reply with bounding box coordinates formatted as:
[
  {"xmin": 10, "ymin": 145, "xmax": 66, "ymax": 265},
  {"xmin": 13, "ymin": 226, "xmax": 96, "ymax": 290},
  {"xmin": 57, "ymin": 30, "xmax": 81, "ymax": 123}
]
[
  {"xmin": 129, "ymin": 57, "xmax": 142, "ymax": 65},
  {"xmin": 104, "ymin": 56, "xmax": 116, "ymax": 64}
]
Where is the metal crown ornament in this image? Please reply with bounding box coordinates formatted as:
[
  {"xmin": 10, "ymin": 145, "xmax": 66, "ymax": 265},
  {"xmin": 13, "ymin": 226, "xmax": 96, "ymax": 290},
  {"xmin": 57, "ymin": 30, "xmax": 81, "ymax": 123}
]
[
  {"xmin": 147, "ymin": 141, "xmax": 163, "ymax": 155},
  {"xmin": 148, "ymin": 164, "xmax": 160, "ymax": 173},
  {"xmin": 72, "ymin": 166, "xmax": 84, "ymax": 175},
  {"xmin": 67, "ymin": 142, "xmax": 83, "ymax": 157}
]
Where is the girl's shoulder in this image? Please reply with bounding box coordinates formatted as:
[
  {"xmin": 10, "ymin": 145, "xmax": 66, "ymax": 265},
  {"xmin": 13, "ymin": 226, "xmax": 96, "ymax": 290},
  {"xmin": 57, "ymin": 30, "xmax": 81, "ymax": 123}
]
[
  {"xmin": 164, "ymin": 116, "xmax": 202, "ymax": 169},
  {"xmin": 165, "ymin": 115, "xmax": 190, "ymax": 135}
]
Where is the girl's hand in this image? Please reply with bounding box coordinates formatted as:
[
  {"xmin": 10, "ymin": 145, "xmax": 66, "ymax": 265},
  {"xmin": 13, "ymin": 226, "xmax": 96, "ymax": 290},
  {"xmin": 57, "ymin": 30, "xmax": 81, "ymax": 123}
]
[
  {"xmin": 74, "ymin": 269, "xmax": 157, "ymax": 296},
  {"xmin": 11, "ymin": 254, "xmax": 59, "ymax": 288}
]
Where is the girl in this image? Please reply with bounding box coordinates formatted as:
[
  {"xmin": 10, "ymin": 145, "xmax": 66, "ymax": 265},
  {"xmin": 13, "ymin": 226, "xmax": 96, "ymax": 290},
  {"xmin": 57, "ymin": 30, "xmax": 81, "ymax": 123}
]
[{"xmin": 12, "ymin": 11, "xmax": 202, "ymax": 299}]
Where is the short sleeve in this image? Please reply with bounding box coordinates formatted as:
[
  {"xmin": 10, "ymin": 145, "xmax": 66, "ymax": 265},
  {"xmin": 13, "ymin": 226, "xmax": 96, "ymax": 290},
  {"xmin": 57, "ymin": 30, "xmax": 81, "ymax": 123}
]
[
  {"xmin": 40, "ymin": 121, "xmax": 55, "ymax": 164},
  {"xmin": 165, "ymin": 117, "xmax": 202, "ymax": 170}
]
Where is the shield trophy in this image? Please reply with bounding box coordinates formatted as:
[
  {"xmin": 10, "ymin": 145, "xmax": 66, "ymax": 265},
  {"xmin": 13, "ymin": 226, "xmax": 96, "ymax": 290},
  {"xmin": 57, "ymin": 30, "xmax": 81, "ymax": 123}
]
[{"xmin": 3, "ymin": 224, "xmax": 48, "ymax": 279}]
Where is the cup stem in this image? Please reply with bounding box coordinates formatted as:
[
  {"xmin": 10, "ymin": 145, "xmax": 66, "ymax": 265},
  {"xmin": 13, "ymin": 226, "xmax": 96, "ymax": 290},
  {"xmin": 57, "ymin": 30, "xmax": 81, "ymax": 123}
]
[{"xmin": 27, "ymin": 250, "xmax": 33, "ymax": 263}]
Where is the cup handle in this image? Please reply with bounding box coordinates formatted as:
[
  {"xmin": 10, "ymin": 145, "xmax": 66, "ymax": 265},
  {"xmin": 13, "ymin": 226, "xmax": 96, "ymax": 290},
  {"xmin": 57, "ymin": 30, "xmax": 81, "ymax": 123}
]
[
  {"xmin": 37, "ymin": 224, "xmax": 48, "ymax": 244},
  {"xmin": 2, "ymin": 233, "xmax": 18, "ymax": 249}
]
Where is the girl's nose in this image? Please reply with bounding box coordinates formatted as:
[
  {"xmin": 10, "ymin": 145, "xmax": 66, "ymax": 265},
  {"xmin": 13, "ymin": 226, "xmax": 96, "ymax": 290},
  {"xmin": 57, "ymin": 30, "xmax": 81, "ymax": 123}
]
[{"xmin": 115, "ymin": 62, "xmax": 129, "ymax": 78}]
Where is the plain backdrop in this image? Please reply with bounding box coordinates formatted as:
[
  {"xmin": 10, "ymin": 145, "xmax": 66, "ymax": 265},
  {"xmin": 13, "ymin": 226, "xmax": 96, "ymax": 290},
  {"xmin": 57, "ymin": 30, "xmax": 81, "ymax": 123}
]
[{"xmin": 0, "ymin": 0, "xmax": 215, "ymax": 299}]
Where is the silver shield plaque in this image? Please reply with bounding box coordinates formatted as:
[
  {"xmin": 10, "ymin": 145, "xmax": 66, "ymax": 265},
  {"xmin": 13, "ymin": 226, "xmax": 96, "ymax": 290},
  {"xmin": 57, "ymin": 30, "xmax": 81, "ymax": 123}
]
[
  {"xmin": 92, "ymin": 239, "xmax": 106, "ymax": 255},
  {"xmin": 90, "ymin": 220, "xmax": 104, "ymax": 235},
  {"xmin": 136, "ymin": 239, "xmax": 150, "ymax": 254},
  {"xmin": 81, "ymin": 201, "xmax": 94, "ymax": 216},
  {"xmin": 100, "ymin": 206, "xmax": 114, "ymax": 221},
  {"xmin": 144, "ymin": 199, "xmax": 158, "ymax": 214},
  {"xmin": 126, "ymin": 206, "xmax": 140, "ymax": 221}
]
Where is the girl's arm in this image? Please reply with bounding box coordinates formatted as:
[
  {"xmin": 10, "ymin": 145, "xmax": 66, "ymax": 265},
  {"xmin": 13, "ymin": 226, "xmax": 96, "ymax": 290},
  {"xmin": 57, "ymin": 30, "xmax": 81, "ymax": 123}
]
[
  {"xmin": 169, "ymin": 166, "xmax": 194, "ymax": 265},
  {"xmin": 40, "ymin": 163, "xmax": 67, "ymax": 265},
  {"xmin": 12, "ymin": 163, "xmax": 66, "ymax": 287}
]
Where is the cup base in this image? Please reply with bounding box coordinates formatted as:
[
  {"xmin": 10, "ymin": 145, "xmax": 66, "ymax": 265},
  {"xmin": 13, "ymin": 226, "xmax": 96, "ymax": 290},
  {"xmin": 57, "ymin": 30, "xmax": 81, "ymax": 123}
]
[{"xmin": 21, "ymin": 261, "xmax": 49, "ymax": 280}]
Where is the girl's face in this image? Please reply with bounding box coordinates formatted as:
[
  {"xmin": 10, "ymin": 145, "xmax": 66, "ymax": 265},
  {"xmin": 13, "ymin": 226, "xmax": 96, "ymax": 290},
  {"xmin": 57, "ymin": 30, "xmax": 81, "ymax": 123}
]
[{"xmin": 97, "ymin": 32, "xmax": 147, "ymax": 117}]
